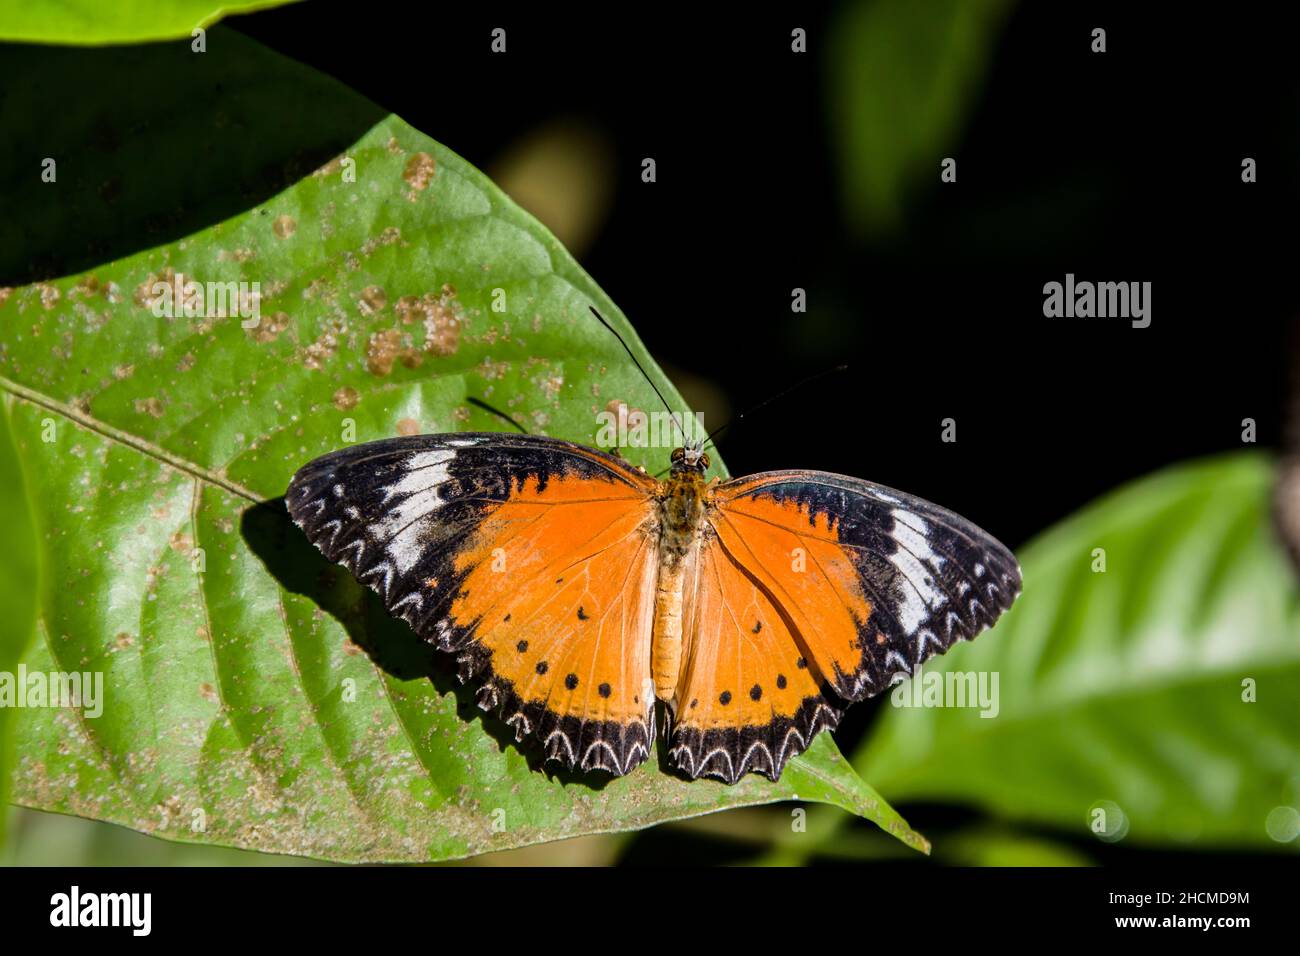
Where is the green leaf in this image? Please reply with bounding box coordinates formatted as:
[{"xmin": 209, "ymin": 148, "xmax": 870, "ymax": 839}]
[
  {"xmin": 859, "ymin": 453, "xmax": 1300, "ymax": 851},
  {"xmin": 0, "ymin": 30, "xmax": 923, "ymax": 862},
  {"xmin": 0, "ymin": 399, "xmax": 40, "ymax": 848},
  {"xmin": 828, "ymin": 0, "xmax": 1012, "ymax": 237},
  {"xmin": 0, "ymin": 0, "xmax": 302, "ymax": 45}
]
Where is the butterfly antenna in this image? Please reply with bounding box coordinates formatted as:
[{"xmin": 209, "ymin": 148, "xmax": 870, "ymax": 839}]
[
  {"xmin": 467, "ymin": 396, "xmax": 530, "ymax": 435},
  {"xmin": 589, "ymin": 305, "xmax": 689, "ymax": 445},
  {"xmin": 703, "ymin": 364, "xmax": 849, "ymax": 452}
]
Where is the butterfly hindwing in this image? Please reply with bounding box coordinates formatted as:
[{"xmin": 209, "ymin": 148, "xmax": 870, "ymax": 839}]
[
  {"xmin": 669, "ymin": 536, "xmax": 844, "ymax": 783},
  {"xmin": 286, "ymin": 433, "xmax": 662, "ymax": 776}
]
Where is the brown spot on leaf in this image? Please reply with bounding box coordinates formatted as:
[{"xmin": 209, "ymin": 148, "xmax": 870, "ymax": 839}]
[
  {"xmin": 403, "ymin": 152, "xmax": 436, "ymax": 192},
  {"xmin": 313, "ymin": 155, "xmax": 346, "ymax": 178},
  {"xmin": 396, "ymin": 418, "xmax": 420, "ymax": 436},
  {"xmin": 134, "ymin": 268, "xmax": 170, "ymax": 310},
  {"xmin": 366, "ymin": 328, "xmax": 404, "ymax": 376},
  {"xmin": 302, "ymin": 321, "xmax": 342, "ymax": 369},
  {"xmin": 358, "ymin": 285, "xmax": 387, "ymax": 316},
  {"xmin": 479, "ymin": 358, "xmax": 509, "ymax": 380},
  {"xmin": 360, "ymin": 227, "xmax": 402, "ymax": 257},
  {"xmin": 247, "ymin": 310, "xmax": 290, "ymax": 344},
  {"xmin": 332, "ymin": 386, "xmax": 360, "ymax": 411},
  {"xmin": 135, "ymin": 397, "xmax": 164, "ymax": 418},
  {"xmin": 272, "ymin": 215, "xmax": 297, "ymax": 239},
  {"xmin": 394, "ymin": 288, "xmax": 462, "ymax": 356},
  {"xmin": 394, "ymin": 295, "xmax": 421, "ymax": 324}
]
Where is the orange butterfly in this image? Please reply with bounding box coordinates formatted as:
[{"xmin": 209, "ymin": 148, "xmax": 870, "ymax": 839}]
[{"xmin": 287, "ymin": 416, "xmax": 1021, "ymax": 784}]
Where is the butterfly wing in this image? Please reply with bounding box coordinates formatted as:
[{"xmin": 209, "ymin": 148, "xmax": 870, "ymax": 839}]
[
  {"xmin": 669, "ymin": 469, "xmax": 1021, "ymax": 783},
  {"xmin": 286, "ymin": 433, "xmax": 662, "ymax": 776}
]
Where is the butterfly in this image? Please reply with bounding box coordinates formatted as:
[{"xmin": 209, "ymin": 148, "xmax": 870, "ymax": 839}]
[{"xmin": 286, "ymin": 425, "xmax": 1021, "ymax": 784}]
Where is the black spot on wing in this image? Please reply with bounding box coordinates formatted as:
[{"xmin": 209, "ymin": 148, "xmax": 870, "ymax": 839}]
[{"xmin": 457, "ymin": 641, "xmax": 654, "ymax": 778}]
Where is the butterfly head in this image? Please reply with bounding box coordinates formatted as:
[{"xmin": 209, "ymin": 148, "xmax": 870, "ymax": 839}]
[{"xmin": 670, "ymin": 440, "xmax": 710, "ymax": 475}]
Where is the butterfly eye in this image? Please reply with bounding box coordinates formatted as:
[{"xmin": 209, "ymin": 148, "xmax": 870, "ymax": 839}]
[
  {"xmin": 671, "ymin": 448, "xmax": 684, "ymax": 463},
  {"xmin": 700, "ymin": 453, "xmax": 710, "ymax": 469}
]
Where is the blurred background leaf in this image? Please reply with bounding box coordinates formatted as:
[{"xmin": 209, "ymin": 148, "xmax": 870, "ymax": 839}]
[
  {"xmin": 0, "ymin": 400, "xmax": 40, "ymax": 849},
  {"xmin": 488, "ymin": 118, "xmax": 616, "ymax": 263},
  {"xmin": 851, "ymin": 453, "xmax": 1300, "ymax": 853},
  {"xmin": 828, "ymin": 0, "xmax": 1013, "ymax": 238},
  {"xmin": 0, "ymin": 0, "xmax": 303, "ymax": 45}
]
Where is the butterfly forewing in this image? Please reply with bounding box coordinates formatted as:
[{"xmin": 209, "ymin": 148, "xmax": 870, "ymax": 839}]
[{"xmin": 286, "ymin": 433, "xmax": 663, "ymax": 776}]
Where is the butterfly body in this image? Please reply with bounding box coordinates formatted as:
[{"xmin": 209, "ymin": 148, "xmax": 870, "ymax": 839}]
[
  {"xmin": 287, "ymin": 432, "xmax": 1021, "ymax": 784},
  {"xmin": 651, "ymin": 453, "xmax": 713, "ymax": 703}
]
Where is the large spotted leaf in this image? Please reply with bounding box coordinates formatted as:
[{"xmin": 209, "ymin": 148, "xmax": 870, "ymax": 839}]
[{"xmin": 0, "ymin": 29, "xmax": 925, "ymax": 861}]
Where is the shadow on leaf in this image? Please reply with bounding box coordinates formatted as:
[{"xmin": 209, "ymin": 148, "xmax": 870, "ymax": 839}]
[{"xmin": 0, "ymin": 26, "xmax": 384, "ymax": 284}]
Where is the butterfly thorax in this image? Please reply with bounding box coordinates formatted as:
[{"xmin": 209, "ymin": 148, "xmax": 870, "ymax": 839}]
[{"xmin": 658, "ymin": 468, "xmax": 709, "ymax": 566}]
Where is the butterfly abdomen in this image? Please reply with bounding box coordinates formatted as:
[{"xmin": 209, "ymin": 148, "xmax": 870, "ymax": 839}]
[
  {"xmin": 651, "ymin": 472, "xmax": 709, "ymax": 703},
  {"xmin": 651, "ymin": 563, "xmax": 685, "ymax": 701}
]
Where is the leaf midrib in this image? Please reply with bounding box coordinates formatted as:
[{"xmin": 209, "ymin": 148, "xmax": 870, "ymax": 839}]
[{"xmin": 0, "ymin": 374, "xmax": 260, "ymax": 503}]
